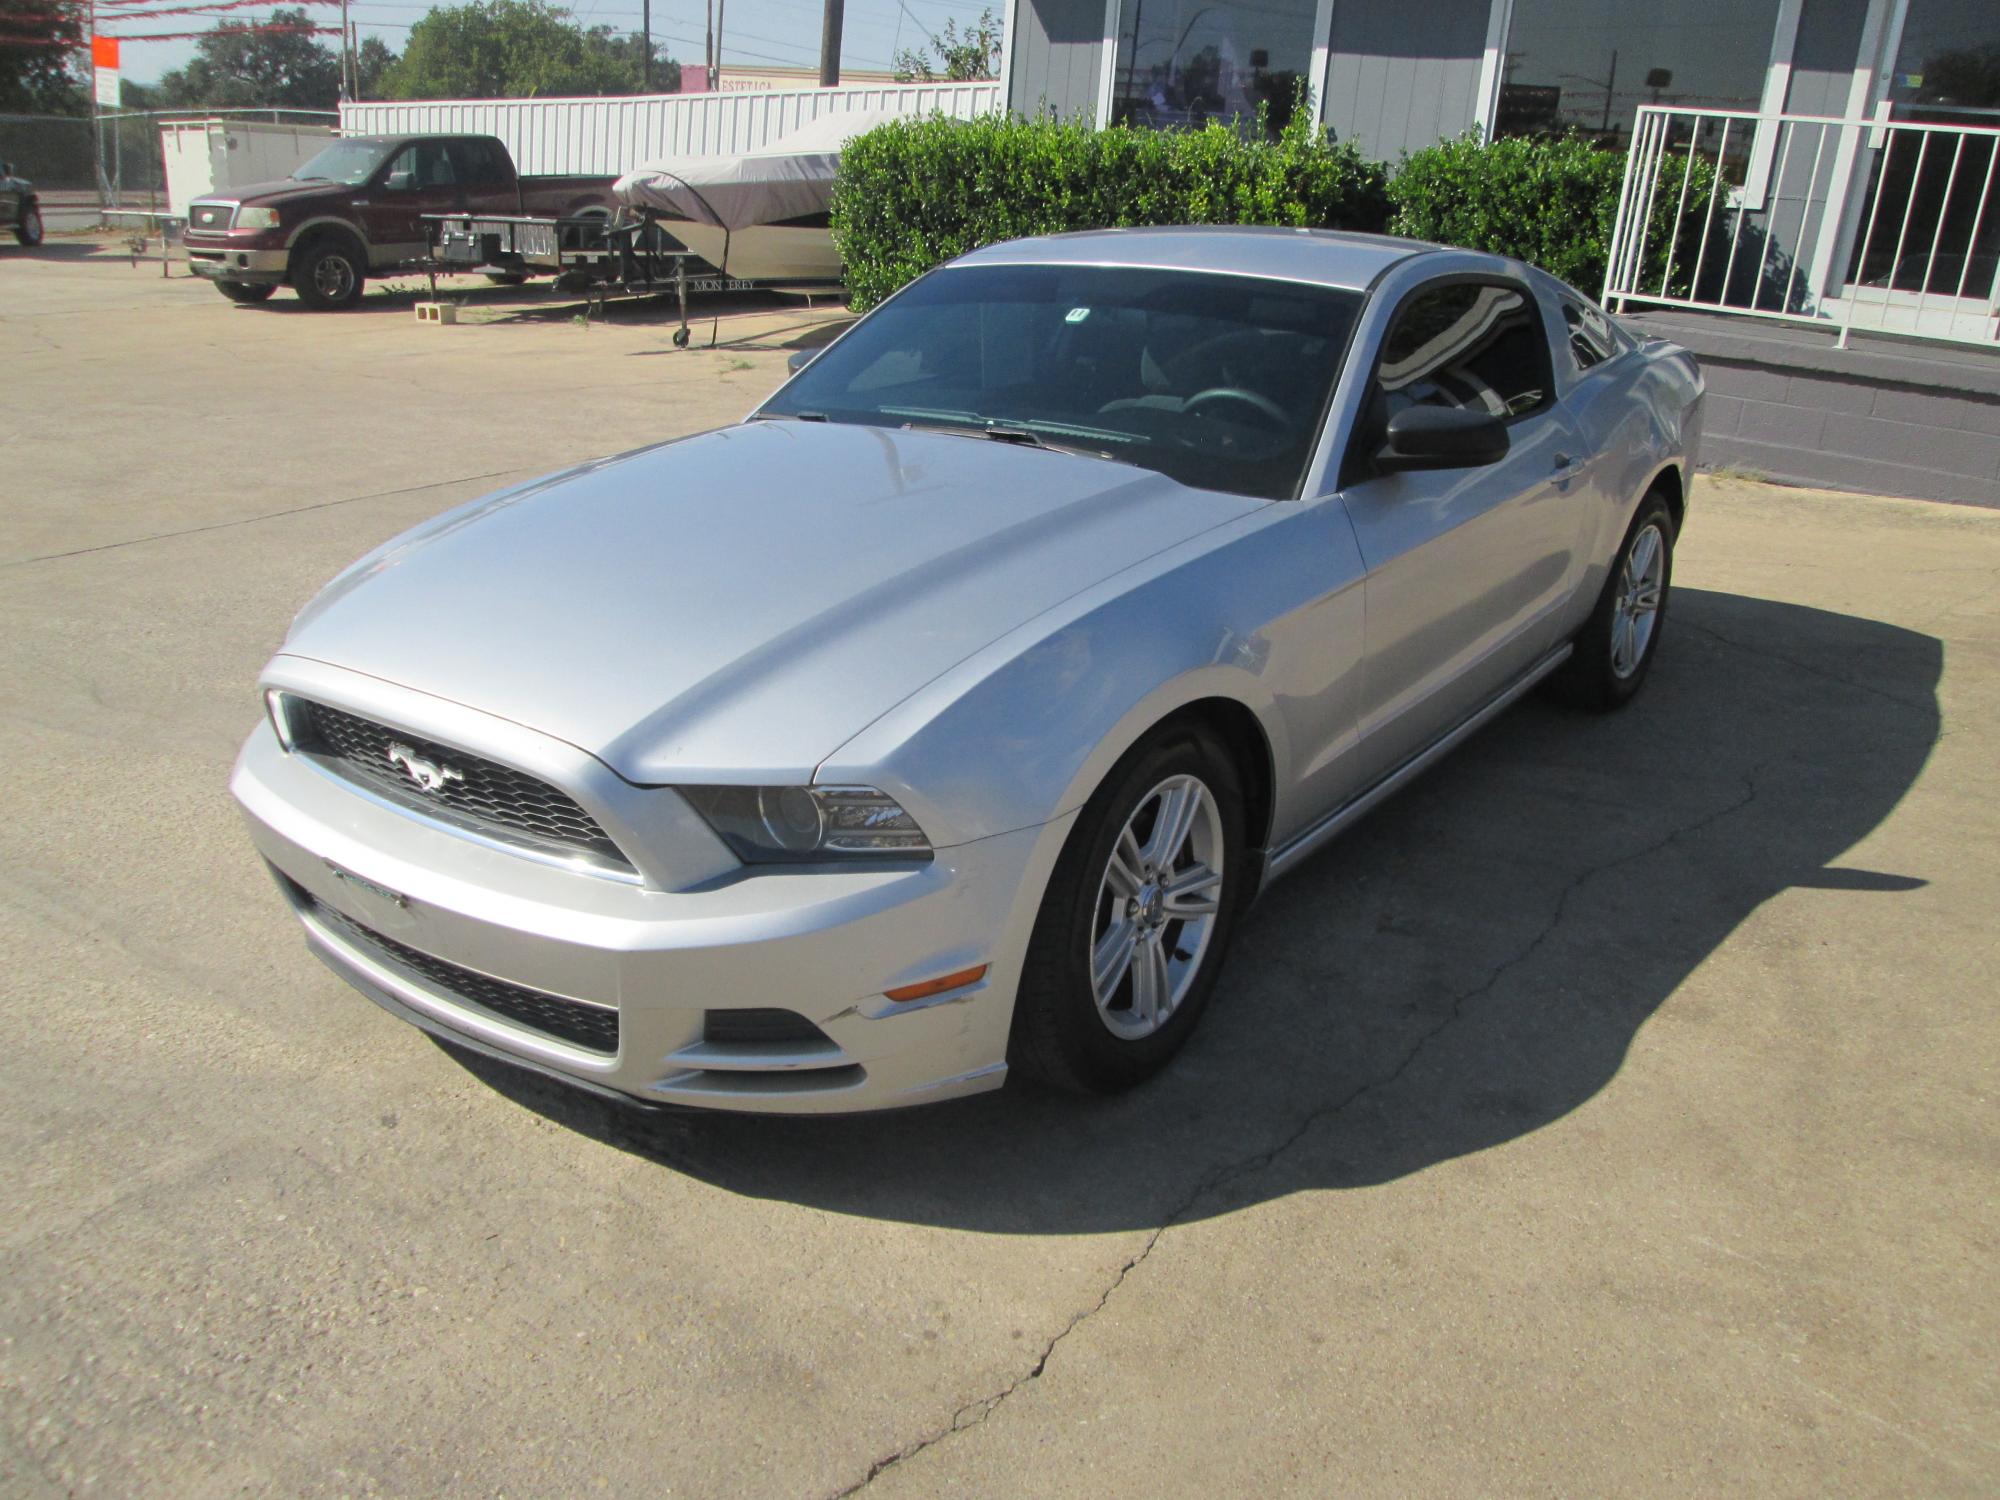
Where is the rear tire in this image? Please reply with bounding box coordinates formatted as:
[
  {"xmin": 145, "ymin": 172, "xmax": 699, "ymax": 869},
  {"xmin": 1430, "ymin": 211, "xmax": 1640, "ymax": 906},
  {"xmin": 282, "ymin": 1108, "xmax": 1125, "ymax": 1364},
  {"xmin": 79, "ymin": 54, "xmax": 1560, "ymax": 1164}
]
[
  {"xmin": 1548, "ymin": 490, "xmax": 1677, "ymax": 710},
  {"xmin": 1008, "ymin": 723, "xmax": 1248, "ymax": 1094},
  {"xmin": 291, "ymin": 236, "xmax": 366, "ymax": 310},
  {"xmin": 484, "ymin": 271, "xmax": 530, "ymax": 286},
  {"xmin": 14, "ymin": 204, "xmax": 43, "ymax": 246},
  {"xmin": 215, "ymin": 280, "xmax": 276, "ymax": 304}
]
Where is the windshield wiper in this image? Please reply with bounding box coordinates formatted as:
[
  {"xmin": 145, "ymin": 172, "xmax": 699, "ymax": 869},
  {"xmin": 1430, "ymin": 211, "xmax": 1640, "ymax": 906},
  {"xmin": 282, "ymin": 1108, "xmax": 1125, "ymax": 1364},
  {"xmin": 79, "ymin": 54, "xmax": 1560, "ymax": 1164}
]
[{"xmin": 898, "ymin": 420, "xmax": 1129, "ymax": 464}]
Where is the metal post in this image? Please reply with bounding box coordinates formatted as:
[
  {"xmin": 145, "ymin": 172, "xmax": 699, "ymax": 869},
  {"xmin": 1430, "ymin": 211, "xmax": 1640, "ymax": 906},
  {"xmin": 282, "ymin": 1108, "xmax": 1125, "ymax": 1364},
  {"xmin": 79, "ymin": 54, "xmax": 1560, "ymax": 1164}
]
[{"xmin": 819, "ymin": 0, "xmax": 844, "ymax": 87}]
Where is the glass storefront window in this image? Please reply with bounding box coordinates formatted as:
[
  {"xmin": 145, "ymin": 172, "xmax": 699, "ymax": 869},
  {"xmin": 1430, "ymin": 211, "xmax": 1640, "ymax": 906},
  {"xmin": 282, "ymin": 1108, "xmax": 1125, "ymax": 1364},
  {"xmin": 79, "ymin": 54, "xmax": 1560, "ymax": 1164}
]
[
  {"xmin": 1495, "ymin": 0, "xmax": 1785, "ymax": 143},
  {"xmin": 1109, "ymin": 0, "xmax": 1322, "ymax": 136},
  {"xmin": 1852, "ymin": 0, "xmax": 2000, "ymax": 297}
]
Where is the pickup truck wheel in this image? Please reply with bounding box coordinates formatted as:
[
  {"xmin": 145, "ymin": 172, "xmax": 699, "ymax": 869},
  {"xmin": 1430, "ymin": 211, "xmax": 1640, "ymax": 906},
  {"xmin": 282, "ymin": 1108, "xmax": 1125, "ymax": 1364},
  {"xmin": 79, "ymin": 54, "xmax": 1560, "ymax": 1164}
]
[
  {"xmin": 14, "ymin": 204, "xmax": 43, "ymax": 246},
  {"xmin": 215, "ymin": 280, "xmax": 276, "ymax": 304},
  {"xmin": 292, "ymin": 238, "xmax": 366, "ymax": 310},
  {"xmin": 484, "ymin": 271, "xmax": 530, "ymax": 286}
]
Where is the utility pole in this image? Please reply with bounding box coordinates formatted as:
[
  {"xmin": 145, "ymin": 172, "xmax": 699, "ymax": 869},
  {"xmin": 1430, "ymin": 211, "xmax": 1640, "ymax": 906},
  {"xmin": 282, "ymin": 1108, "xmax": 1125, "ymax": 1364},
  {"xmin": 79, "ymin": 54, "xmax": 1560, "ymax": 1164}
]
[
  {"xmin": 705, "ymin": 0, "xmax": 714, "ymax": 86},
  {"xmin": 714, "ymin": 0, "xmax": 726, "ymax": 89},
  {"xmin": 642, "ymin": 0, "xmax": 652, "ymax": 91},
  {"xmin": 818, "ymin": 0, "xmax": 843, "ymax": 87},
  {"xmin": 339, "ymin": 0, "xmax": 351, "ymax": 98}
]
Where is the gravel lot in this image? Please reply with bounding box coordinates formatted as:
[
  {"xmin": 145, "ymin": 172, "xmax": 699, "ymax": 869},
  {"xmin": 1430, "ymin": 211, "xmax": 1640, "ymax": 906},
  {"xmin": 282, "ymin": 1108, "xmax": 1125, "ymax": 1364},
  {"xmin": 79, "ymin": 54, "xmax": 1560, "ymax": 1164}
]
[{"xmin": 3, "ymin": 240, "xmax": 1996, "ymax": 1498}]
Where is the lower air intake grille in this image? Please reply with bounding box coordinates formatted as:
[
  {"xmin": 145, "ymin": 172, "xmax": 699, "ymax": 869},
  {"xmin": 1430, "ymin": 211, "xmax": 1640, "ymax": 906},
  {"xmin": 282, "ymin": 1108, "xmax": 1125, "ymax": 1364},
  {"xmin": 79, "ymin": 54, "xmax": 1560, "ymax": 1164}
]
[
  {"xmin": 285, "ymin": 876, "xmax": 619, "ymax": 1056},
  {"xmin": 703, "ymin": 1008, "xmax": 832, "ymax": 1047}
]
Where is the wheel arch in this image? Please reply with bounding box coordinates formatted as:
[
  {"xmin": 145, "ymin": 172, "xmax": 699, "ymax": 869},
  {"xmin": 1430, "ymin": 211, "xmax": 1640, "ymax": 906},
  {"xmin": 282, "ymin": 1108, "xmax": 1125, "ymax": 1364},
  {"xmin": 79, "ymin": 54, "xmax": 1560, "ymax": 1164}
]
[{"xmin": 286, "ymin": 217, "xmax": 368, "ymax": 261}]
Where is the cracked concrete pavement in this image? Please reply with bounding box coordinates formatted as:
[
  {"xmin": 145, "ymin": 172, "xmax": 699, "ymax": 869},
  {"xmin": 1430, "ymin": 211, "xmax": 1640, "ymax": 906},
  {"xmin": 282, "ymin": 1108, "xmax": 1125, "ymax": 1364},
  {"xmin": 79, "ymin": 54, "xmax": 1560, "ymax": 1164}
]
[{"xmin": 3, "ymin": 242, "xmax": 1997, "ymax": 1497}]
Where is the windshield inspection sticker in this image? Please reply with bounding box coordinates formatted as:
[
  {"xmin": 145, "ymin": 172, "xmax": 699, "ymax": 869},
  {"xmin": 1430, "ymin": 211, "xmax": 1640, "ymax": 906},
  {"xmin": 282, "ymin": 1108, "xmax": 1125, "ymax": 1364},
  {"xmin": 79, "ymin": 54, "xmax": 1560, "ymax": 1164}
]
[{"xmin": 1065, "ymin": 306, "xmax": 1091, "ymax": 323}]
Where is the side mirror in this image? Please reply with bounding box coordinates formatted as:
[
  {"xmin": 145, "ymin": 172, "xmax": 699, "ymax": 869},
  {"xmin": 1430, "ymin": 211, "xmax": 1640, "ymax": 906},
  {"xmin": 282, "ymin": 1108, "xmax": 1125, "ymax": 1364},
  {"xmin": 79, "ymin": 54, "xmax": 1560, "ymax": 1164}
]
[
  {"xmin": 1375, "ymin": 405, "xmax": 1510, "ymax": 473},
  {"xmin": 1, "ymin": 162, "xmax": 12, "ymax": 179},
  {"xmin": 384, "ymin": 169, "xmax": 415, "ymax": 193},
  {"xmin": 787, "ymin": 347, "xmax": 819, "ymax": 374}
]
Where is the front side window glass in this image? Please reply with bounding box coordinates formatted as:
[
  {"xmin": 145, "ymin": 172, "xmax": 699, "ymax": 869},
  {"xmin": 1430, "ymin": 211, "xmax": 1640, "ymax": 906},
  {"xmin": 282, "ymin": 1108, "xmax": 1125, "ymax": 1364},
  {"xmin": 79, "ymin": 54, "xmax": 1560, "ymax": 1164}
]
[
  {"xmin": 1375, "ymin": 283, "xmax": 1551, "ymax": 420},
  {"xmin": 1108, "ymin": 0, "xmax": 1321, "ymax": 137},
  {"xmin": 1495, "ymin": 0, "xmax": 1784, "ymax": 143},
  {"xmin": 758, "ymin": 264, "xmax": 1363, "ymax": 501}
]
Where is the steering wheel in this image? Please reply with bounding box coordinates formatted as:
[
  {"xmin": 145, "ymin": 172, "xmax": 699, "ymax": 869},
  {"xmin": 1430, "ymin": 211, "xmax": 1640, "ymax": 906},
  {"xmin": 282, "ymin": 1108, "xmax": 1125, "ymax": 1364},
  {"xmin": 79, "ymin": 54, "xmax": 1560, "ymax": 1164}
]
[{"xmin": 1184, "ymin": 386, "xmax": 1289, "ymax": 429}]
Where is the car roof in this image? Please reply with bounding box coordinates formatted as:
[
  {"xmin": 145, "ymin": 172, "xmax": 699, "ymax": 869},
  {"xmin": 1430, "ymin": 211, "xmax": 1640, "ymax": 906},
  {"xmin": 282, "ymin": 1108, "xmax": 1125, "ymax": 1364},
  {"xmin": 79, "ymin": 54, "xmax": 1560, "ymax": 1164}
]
[{"xmin": 951, "ymin": 225, "xmax": 1440, "ymax": 292}]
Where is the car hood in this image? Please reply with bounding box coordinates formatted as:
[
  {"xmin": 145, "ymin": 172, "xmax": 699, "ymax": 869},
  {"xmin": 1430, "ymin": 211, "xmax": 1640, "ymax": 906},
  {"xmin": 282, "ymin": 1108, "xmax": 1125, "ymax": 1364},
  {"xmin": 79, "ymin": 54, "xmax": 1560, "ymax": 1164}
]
[
  {"xmin": 204, "ymin": 179, "xmax": 343, "ymax": 207},
  {"xmin": 282, "ymin": 421, "xmax": 1259, "ymax": 782}
]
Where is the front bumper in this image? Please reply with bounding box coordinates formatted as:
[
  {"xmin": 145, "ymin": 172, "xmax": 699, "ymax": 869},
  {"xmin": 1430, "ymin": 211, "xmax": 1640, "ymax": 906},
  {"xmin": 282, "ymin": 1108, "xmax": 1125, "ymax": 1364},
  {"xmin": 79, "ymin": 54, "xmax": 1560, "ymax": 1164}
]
[
  {"xmin": 232, "ymin": 721, "xmax": 1070, "ymax": 1113},
  {"xmin": 185, "ymin": 239, "xmax": 290, "ymax": 284}
]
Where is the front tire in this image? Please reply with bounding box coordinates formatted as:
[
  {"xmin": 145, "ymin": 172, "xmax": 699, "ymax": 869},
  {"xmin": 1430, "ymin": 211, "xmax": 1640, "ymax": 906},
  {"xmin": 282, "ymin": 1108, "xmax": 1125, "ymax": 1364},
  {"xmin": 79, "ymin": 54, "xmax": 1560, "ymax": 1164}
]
[
  {"xmin": 291, "ymin": 237, "xmax": 366, "ymax": 310},
  {"xmin": 1009, "ymin": 723, "xmax": 1248, "ymax": 1094},
  {"xmin": 215, "ymin": 280, "xmax": 276, "ymax": 304},
  {"xmin": 1549, "ymin": 490, "xmax": 1677, "ymax": 710},
  {"xmin": 14, "ymin": 204, "xmax": 43, "ymax": 246}
]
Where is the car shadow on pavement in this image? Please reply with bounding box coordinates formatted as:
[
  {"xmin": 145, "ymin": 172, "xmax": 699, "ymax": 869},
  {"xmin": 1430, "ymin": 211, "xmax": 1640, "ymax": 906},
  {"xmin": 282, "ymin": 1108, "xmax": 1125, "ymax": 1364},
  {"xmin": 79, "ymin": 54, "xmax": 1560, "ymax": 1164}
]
[{"xmin": 446, "ymin": 585, "xmax": 1942, "ymax": 1233}]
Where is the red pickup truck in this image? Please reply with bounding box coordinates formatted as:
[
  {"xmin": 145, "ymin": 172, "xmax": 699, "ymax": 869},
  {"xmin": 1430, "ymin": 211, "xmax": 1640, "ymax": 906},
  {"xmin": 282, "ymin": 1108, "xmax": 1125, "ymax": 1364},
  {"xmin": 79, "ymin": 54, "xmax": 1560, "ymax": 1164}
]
[{"xmin": 182, "ymin": 134, "xmax": 616, "ymax": 309}]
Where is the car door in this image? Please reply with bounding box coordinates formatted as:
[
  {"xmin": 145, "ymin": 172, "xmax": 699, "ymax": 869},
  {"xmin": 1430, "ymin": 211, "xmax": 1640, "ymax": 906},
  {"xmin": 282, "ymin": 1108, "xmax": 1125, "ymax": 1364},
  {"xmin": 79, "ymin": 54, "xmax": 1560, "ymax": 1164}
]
[
  {"xmin": 448, "ymin": 138, "xmax": 517, "ymax": 215},
  {"xmin": 1338, "ymin": 275, "xmax": 1591, "ymax": 783},
  {"xmin": 356, "ymin": 141, "xmax": 467, "ymax": 266}
]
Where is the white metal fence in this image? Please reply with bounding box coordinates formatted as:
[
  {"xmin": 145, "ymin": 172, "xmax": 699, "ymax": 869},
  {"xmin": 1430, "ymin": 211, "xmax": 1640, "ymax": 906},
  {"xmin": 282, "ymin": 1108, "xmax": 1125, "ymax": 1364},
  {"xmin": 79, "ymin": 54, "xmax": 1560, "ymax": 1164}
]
[
  {"xmin": 1604, "ymin": 104, "xmax": 2000, "ymax": 348},
  {"xmin": 340, "ymin": 82, "xmax": 1002, "ymax": 176}
]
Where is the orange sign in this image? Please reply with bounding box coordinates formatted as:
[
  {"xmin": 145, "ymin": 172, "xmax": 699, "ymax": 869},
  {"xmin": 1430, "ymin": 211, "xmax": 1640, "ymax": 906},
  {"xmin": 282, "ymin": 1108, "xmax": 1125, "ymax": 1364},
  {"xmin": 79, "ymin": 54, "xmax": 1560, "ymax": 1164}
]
[{"xmin": 92, "ymin": 34, "xmax": 122, "ymax": 107}]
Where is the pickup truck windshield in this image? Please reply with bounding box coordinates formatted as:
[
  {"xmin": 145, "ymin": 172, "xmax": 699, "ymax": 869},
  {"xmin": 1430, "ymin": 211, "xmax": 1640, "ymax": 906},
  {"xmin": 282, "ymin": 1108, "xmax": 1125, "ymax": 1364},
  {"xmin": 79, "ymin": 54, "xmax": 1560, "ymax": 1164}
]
[
  {"xmin": 292, "ymin": 140, "xmax": 394, "ymax": 186},
  {"xmin": 757, "ymin": 264, "xmax": 1363, "ymax": 501}
]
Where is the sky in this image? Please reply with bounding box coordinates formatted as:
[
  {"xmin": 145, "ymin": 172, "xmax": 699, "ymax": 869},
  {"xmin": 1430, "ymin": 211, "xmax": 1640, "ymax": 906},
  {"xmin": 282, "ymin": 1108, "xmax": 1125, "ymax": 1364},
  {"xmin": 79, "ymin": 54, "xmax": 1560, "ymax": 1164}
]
[{"xmin": 108, "ymin": 0, "xmax": 998, "ymax": 87}]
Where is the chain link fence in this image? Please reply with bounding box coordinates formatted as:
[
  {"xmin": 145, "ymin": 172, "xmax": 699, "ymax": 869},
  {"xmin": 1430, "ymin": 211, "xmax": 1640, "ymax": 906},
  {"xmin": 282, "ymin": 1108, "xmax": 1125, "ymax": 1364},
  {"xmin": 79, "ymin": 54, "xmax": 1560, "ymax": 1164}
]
[{"xmin": 0, "ymin": 108, "xmax": 338, "ymax": 215}]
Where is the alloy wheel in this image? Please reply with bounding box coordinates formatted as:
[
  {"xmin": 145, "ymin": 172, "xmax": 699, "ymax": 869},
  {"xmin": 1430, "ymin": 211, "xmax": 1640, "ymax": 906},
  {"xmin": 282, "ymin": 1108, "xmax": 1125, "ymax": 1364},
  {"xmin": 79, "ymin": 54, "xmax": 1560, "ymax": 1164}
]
[
  {"xmin": 313, "ymin": 253, "xmax": 356, "ymax": 301},
  {"xmin": 1088, "ymin": 773, "xmax": 1225, "ymax": 1040},
  {"xmin": 1611, "ymin": 521, "xmax": 1665, "ymax": 678}
]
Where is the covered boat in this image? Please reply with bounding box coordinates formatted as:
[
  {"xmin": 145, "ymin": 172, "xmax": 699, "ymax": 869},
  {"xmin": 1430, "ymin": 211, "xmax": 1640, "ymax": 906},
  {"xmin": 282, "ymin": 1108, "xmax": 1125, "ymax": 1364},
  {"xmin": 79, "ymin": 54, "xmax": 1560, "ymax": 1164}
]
[{"xmin": 613, "ymin": 109, "xmax": 904, "ymax": 284}]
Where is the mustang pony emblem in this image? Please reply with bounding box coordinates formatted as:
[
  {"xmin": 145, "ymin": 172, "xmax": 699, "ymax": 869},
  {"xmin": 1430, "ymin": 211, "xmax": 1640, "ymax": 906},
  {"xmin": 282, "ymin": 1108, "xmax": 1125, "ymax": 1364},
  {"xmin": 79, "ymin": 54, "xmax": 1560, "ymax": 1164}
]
[{"xmin": 385, "ymin": 741, "xmax": 464, "ymax": 793}]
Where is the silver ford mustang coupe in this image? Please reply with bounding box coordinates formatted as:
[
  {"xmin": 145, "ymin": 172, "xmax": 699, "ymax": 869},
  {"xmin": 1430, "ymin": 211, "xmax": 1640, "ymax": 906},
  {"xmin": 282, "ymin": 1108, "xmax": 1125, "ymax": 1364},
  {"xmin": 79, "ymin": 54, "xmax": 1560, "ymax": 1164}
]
[{"xmin": 233, "ymin": 226, "xmax": 1701, "ymax": 1113}]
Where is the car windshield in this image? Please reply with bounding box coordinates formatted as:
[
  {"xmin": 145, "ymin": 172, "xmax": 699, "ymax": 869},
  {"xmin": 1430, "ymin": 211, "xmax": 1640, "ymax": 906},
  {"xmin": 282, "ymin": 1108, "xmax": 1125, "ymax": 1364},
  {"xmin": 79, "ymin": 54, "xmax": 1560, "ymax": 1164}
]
[
  {"xmin": 757, "ymin": 263, "xmax": 1364, "ymax": 500},
  {"xmin": 291, "ymin": 140, "xmax": 392, "ymax": 186}
]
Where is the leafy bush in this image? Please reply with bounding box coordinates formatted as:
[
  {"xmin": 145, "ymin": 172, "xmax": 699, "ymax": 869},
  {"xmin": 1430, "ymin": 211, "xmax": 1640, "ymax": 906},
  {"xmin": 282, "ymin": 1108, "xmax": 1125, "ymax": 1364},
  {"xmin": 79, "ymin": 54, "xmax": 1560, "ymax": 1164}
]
[
  {"xmin": 1387, "ymin": 132, "xmax": 1720, "ymax": 297},
  {"xmin": 831, "ymin": 103, "xmax": 1391, "ymax": 309}
]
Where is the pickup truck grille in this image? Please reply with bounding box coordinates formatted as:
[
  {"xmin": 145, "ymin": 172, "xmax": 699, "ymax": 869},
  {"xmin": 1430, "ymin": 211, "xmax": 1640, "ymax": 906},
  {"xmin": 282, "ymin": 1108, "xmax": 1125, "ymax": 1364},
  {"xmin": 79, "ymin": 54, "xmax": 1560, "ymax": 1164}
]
[
  {"xmin": 284, "ymin": 874, "xmax": 620, "ymax": 1055},
  {"xmin": 189, "ymin": 202, "xmax": 232, "ymax": 230},
  {"xmin": 290, "ymin": 698, "xmax": 631, "ymax": 870}
]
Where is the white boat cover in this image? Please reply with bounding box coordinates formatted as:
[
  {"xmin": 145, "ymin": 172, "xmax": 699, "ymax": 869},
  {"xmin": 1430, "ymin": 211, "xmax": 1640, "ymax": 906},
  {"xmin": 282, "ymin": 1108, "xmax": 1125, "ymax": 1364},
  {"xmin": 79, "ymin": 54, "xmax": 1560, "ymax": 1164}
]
[{"xmin": 612, "ymin": 109, "xmax": 907, "ymax": 229}]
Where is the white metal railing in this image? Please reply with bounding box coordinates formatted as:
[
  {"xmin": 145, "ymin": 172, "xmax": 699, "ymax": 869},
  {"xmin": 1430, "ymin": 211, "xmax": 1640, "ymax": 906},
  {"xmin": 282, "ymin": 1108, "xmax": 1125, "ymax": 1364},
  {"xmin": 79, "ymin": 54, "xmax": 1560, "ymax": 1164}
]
[
  {"xmin": 1604, "ymin": 104, "xmax": 2000, "ymax": 348},
  {"xmin": 340, "ymin": 82, "xmax": 1002, "ymax": 176}
]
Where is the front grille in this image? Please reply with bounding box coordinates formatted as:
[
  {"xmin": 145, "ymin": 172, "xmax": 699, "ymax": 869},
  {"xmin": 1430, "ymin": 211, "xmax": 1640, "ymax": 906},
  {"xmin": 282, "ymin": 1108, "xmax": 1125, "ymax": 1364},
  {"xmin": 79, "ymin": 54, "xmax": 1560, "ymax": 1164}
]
[
  {"xmin": 290, "ymin": 699, "xmax": 629, "ymax": 869},
  {"xmin": 284, "ymin": 874, "xmax": 620, "ymax": 1055},
  {"xmin": 190, "ymin": 202, "xmax": 232, "ymax": 230}
]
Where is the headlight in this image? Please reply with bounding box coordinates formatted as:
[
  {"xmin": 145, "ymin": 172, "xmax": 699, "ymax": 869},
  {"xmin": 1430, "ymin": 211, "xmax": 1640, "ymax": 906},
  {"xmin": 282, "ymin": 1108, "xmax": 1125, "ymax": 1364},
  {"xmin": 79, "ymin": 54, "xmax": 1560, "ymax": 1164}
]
[
  {"xmin": 235, "ymin": 206, "xmax": 280, "ymax": 230},
  {"xmin": 680, "ymin": 785, "xmax": 932, "ymax": 864}
]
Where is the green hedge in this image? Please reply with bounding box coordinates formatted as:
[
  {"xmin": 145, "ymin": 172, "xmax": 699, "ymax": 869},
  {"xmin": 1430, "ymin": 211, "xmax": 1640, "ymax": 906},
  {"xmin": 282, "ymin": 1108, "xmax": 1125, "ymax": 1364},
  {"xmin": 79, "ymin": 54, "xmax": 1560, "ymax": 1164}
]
[
  {"xmin": 1388, "ymin": 132, "xmax": 1720, "ymax": 297},
  {"xmin": 833, "ymin": 117, "xmax": 1721, "ymax": 309},
  {"xmin": 830, "ymin": 105, "xmax": 1391, "ymax": 310}
]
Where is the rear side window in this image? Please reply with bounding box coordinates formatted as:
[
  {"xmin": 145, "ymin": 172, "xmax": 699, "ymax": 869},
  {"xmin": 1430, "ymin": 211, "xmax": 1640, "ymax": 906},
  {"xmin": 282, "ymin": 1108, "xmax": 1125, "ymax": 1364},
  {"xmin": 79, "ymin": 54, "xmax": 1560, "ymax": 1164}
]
[
  {"xmin": 1375, "ymin": 281, "xmax": 1551, "ymax": 421},
  {"xmin": 1563, "ymin": 299, "xmax": 1620, "ymax": 372}
]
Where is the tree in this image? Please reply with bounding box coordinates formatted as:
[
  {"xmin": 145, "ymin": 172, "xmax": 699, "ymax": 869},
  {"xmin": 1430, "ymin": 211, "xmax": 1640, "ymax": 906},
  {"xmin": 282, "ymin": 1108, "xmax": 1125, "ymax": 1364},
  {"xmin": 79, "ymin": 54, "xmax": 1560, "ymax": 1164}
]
[
  {"xmin": 892, "ymin": 6, "xmax": 1001, "ymax": 84},
  {"xmin": 381, "ymin": 0, "xmax": 676, "ymax": 100},
  {"xmin": 155, "ymin": 7, "xmax": 341, "ymax": 110},
  {"xmin": 0, "ymin": 0, "xmax": 87, "ymax": 114},
  {"xmin": 355, "ymin": 35, "xmax": 399, "ymax": 99}
]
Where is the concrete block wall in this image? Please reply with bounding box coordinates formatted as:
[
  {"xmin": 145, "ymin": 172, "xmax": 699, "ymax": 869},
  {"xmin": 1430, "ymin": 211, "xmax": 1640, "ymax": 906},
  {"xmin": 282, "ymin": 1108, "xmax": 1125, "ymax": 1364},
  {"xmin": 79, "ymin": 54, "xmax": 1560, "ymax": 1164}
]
[{"xmin": 1627, "ymin": 313, "xmax": 2000, "ymax": 507}]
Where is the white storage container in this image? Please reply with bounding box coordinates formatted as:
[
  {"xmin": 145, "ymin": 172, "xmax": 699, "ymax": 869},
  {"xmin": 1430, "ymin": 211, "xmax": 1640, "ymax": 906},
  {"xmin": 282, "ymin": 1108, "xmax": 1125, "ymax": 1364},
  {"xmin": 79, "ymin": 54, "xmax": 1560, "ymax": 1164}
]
[{"xmin": 160, "ymin": 119, "xmax": 336, "ymax": 217}]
